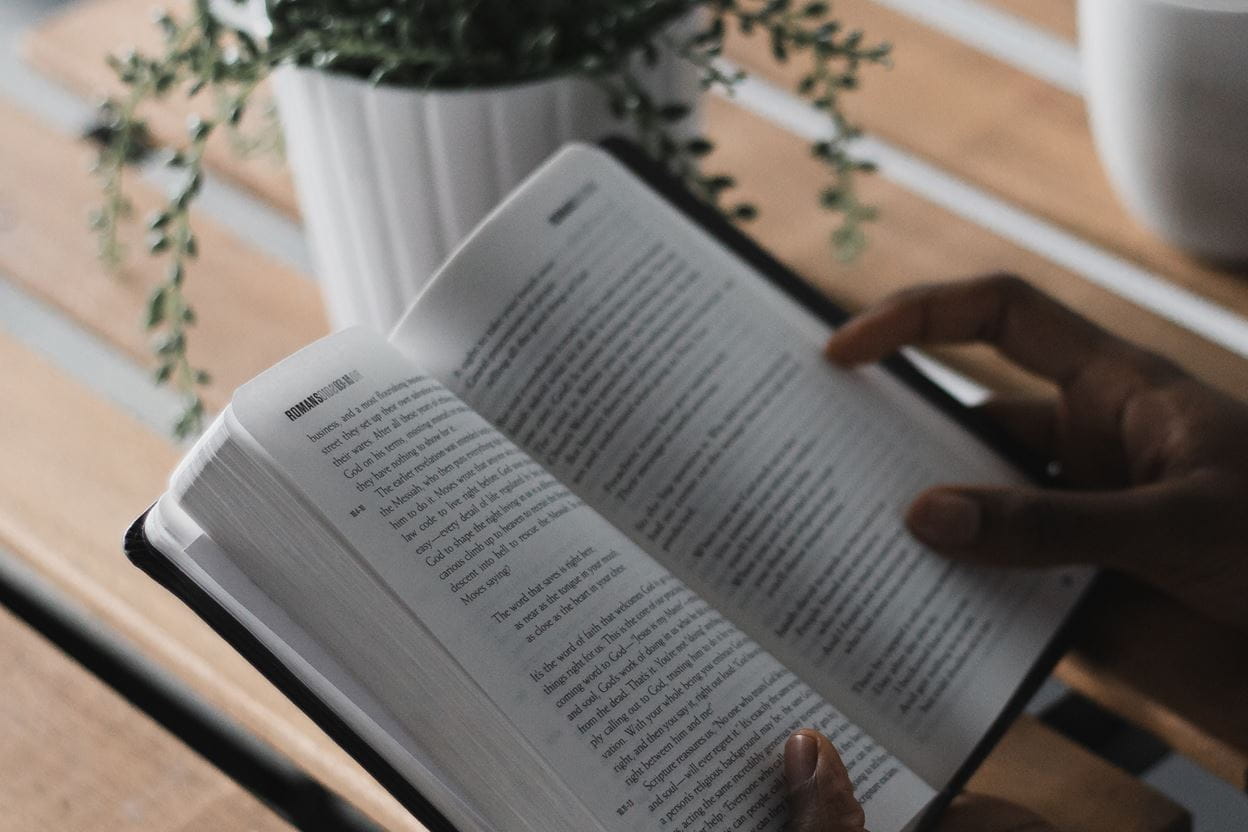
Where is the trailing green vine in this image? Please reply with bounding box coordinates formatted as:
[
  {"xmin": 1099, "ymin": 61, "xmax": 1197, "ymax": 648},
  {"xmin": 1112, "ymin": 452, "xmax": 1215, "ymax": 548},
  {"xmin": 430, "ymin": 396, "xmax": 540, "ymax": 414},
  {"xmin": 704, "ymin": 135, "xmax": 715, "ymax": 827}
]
[{"xmin": 93, "ymin": 0, "xmax": 889, "ymax": 437}]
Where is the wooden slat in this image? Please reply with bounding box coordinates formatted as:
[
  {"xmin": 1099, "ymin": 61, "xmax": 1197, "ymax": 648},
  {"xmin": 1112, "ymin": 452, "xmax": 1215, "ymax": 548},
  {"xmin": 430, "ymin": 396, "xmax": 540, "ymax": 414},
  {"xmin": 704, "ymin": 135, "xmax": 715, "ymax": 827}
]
[
  {"xmin": 0, "ymin": 603, "xmax": 293, "ymax": 832},
  {"xmin": 0, "ymin": 332, "xmax": 424, "ymax": 832},
  {"xmin": 724, "ymin": 0, "xmax": 1248, "ymax": 319},
  {"xmin": 967, "ymin": 715, "xmax": 1188, "ymax": 832},
  {"xmin": 0, "ymin": 331, "xmax": 1190, "ymax": 832},
  {"xmin": 982, "ymin": 0, "xmax": 1078, "ymax": 42},
  {"xmin": 1062, "ymin": 576, "xmax": 1248, "ymax": 791}
]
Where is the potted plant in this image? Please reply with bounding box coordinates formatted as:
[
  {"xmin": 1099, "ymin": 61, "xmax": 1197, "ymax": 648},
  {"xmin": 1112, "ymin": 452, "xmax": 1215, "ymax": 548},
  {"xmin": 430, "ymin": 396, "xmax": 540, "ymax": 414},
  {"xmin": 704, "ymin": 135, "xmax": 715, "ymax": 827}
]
[{"xmin": 93, "ymin": 0, "xmax": 890, "ymax": 436}]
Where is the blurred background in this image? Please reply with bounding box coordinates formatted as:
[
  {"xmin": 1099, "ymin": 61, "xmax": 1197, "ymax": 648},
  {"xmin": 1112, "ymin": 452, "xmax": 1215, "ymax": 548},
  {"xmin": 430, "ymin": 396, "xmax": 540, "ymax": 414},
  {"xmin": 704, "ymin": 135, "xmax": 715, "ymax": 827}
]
[{"xmin": 2, "ymin": 0, "xmax": 1247, "ymax": 829}]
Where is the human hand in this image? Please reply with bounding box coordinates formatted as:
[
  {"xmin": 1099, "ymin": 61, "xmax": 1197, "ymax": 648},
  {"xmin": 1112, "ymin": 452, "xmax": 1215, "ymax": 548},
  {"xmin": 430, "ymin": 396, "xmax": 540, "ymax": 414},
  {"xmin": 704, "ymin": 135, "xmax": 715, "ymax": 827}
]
[
  {"xmin": 783, "ymin": 730, "xmax": 1055, "ymax": 831},
  {"xmin": 825, "ymin": 275, "xmax": 1248, "ymax": 633}
]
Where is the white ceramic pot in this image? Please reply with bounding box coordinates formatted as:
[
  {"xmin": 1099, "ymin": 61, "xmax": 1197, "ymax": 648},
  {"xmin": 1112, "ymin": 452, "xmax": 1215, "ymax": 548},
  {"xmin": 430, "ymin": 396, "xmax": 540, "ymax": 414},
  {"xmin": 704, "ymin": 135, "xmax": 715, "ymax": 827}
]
[
  {"xmin": 212, "ymin": 1, "xmax": 701, "ymax": 331},
  {"xmin": 1079, "ymin": 0, "xmax": 1248, "ymax": 263},
  {"xmin": 272, "ymin": 58, "xmax": 699, "ymax": 332}
]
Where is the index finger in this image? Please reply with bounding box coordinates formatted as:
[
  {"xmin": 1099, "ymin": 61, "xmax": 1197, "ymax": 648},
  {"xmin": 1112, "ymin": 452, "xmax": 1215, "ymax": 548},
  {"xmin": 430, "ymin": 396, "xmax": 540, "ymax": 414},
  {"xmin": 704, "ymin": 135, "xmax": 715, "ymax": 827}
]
[{"xmin": 825, "ymin": 275, "xmax": 1119, "ymax": 387}]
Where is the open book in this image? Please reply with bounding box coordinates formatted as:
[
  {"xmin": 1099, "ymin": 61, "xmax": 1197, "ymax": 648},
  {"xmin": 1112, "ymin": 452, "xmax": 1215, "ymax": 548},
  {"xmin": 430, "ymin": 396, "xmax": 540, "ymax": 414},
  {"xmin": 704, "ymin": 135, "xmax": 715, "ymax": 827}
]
[{"xmin": 128, "ymin": 141, "xmax": 1092, "ymax": 832}]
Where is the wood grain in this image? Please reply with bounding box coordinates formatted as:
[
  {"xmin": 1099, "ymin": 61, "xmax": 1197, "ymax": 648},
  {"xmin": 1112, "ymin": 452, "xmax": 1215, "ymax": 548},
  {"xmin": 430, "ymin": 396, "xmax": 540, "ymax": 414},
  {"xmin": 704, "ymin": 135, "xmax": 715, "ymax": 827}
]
[
  {"xmin": 724, "ymin": 0, "xmax": 1248, "ymax": 317},
  {"xmin": 1062, "ymin": 576, "xmax": 1248, "ymax": 791},
  {"xmin": 967, "ymin": 715, "xmax": 1189, "ymax": 832},
  {"xmin": 982, "ymin": 0, "xmax": 1078, "ymax": 42},
  {"xmin": 0, "ymin": 603, "xmax": 293, "ymax": 832},
  {"xmin": 0, "ymin": 330, "xmax": 1191, "ymax": 832}
]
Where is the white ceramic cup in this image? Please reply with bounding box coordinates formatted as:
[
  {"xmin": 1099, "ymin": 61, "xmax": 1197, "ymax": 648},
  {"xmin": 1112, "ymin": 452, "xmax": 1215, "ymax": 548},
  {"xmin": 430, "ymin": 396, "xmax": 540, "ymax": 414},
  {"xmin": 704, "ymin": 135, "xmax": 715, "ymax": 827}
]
[{"xmin": 1079, "ymin": 0, "xmax": 1248, "ymax": 263}]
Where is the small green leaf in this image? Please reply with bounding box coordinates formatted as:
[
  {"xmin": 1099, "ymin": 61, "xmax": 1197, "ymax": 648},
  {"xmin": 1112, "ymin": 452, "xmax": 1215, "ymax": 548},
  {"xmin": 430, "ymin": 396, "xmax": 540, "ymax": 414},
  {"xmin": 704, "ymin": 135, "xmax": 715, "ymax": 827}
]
[
  {"xmin": 832, "ymin": 225, "xmax": 867, "ymax": 261},
  {"xmin": 685, "ymin": 137, "xmax": 714, "ymax": 157},
  {"xmin": 173, "ymin": 409, "xmax": 198, "ymax": 439},
  {"xmin": 156, "ymin": 332, "xmax": 184, "ymax": 355},
  {"xmin": 236, "ymin": 31, "xmax": 259, "ymax": 57},
  {"xmin": 770, "ymin": 28, "xmax": 787, "ymax": 61},
  {"xmin": 146, "ymin": 287, "xmax": 167, "ymax": 328}
]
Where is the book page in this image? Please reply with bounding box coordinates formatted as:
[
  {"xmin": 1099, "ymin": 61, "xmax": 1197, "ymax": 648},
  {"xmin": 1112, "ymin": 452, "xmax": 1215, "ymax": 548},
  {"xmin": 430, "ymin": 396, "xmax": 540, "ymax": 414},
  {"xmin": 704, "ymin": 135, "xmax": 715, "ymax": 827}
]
[
  {"xmin": 224, "ymin": 327, "xmax": 934, "ymax": 832},
  {"xmin": 391, "ymin": 144, "xmax": 1091, "ymax": 787}
]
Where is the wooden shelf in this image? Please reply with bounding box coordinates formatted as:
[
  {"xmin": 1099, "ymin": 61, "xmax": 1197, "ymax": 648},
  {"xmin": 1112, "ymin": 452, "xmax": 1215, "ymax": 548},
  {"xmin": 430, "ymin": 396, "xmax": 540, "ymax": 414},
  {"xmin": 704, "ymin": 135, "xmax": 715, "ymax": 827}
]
[{"xmin": 0, "ymin": 602, "xmax": 292, "ymax": 832}]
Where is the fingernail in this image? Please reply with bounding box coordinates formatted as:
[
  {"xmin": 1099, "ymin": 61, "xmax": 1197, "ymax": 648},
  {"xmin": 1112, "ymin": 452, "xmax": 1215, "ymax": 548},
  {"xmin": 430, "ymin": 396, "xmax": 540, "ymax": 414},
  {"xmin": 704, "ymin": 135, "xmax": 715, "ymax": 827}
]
[
  {"xmin": 785, "ymin": 733, "xmax": 819, "ymax": 785},
  {"xmin": 909, "ymin": 492, "xmax": 981, "ymax": 548}
]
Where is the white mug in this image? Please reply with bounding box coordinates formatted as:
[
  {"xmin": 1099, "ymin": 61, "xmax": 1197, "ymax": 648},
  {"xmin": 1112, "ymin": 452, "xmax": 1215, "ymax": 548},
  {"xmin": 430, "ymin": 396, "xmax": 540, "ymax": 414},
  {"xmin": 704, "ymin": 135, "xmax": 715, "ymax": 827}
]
[{"xmin": 1079, "ymin": 0, "xmax": 1248, "ymax": 263}]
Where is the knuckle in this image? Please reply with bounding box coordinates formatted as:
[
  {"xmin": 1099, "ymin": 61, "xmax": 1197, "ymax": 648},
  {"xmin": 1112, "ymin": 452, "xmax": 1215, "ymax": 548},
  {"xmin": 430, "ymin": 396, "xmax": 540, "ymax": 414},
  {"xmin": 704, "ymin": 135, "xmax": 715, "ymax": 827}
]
[
  {"xmin": 1133, "ymin": 347, "xmax": 1186, "ymax": 384},
  {"xmin": 1106, "ymin": 337, "xmax": 1185, "ymax": 386},
  {"xmin": 978, "ymin": 272, "xmax": 1030, "ymax": 297},
  {"xmin": 887, "ymin": 281, "xmax": 941, "ymax": 308}
]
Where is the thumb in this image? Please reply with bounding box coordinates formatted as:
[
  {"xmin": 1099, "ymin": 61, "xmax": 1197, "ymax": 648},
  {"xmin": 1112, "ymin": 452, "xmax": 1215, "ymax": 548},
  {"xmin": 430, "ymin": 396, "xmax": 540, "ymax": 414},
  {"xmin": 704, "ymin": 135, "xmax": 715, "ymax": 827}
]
[
  {"xmin": 784, "ymin": 730, "xmax": 868, "ymax": 832},
  {"xmin": 904, "ymin": 480, "xmax": 1203, "ymax": 570}
]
